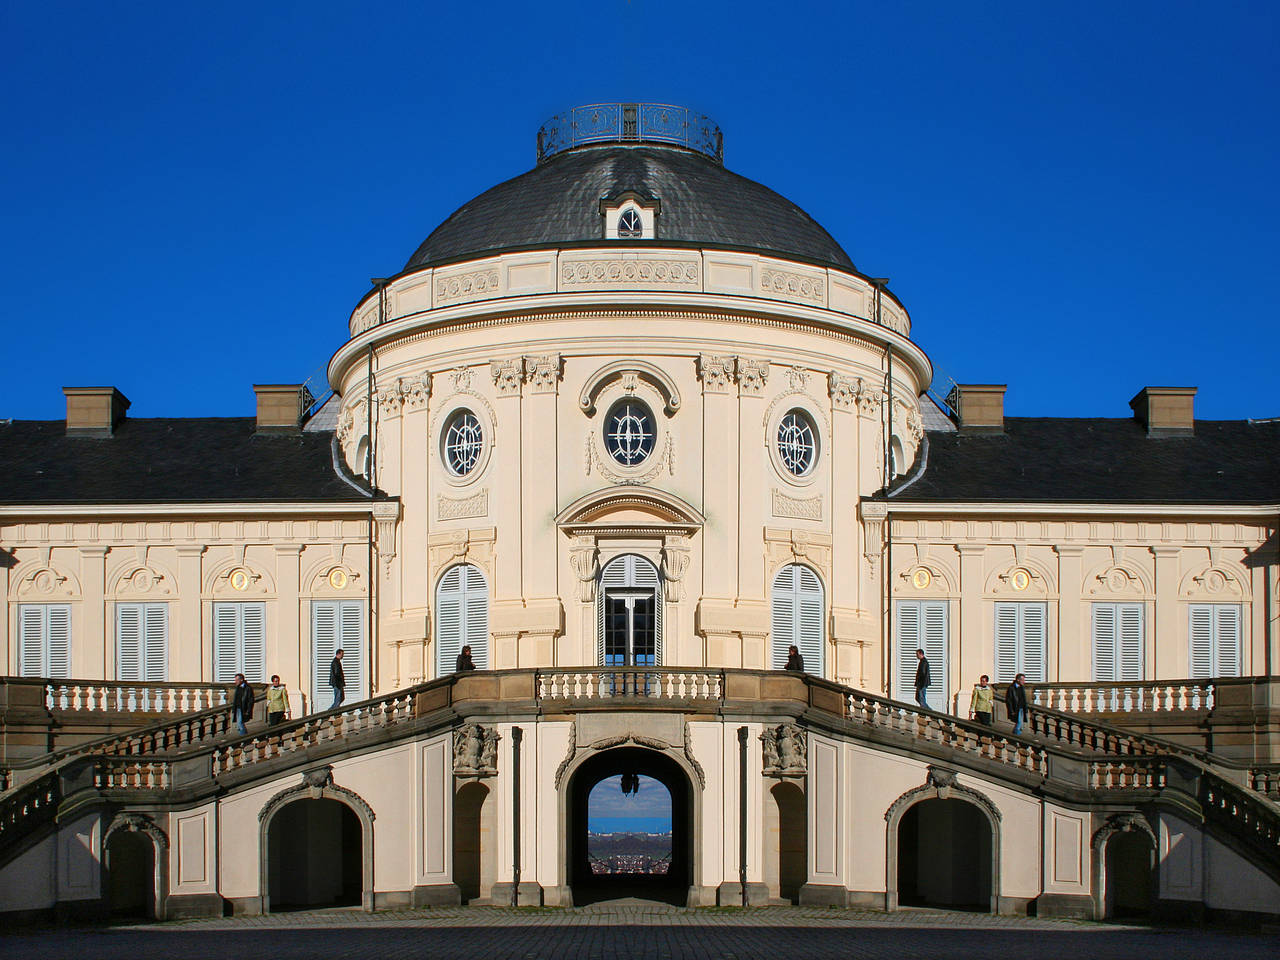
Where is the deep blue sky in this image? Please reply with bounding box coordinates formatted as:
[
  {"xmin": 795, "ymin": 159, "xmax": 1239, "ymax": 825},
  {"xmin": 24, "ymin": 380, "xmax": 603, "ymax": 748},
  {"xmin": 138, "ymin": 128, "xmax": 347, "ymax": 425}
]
[
  {"xmin": 588, "ymin": 775, "xmax": 671, "ymax": 834},
  {"xmin": 2, "ymin": 1, "xmax": 1276, "ymax": 421}
]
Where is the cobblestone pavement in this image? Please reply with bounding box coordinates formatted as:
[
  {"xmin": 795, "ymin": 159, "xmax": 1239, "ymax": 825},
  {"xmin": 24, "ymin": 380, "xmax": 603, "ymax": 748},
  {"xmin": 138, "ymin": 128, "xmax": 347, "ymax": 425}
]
[{"xmin": 1, "ymin": 902, "xmax": 1272, "ymax": 959}]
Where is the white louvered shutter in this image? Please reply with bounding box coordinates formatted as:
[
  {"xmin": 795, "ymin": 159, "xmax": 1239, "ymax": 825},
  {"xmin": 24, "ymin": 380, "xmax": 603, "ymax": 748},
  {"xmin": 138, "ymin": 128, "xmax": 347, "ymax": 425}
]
[
  {"xmin": 462, "ymin": 565, "xmax": 489, "ymax": 670},
  {"xmin": 921, "ymin": 601, "xmax": 948, "ymax": 710},
  {"xmin": 1213, "ymin": 605, "xmax": 1241, "ymax": 677},
  {"xmin": 117, "ymin": 604, "xmax": 144, "ymax": 682},
  {"xmin": 1117, "ymin": 604, "xmax": 1143, "ymax": 682},
  {"xmin": 895, "ymin": 600, "xmax": 921, "ymax": 701},
  {"xmin": 19, "ymin": 604, "xmax": 71, "ymax": 678},
  {"xmin": 46, "ymin": 605, "xmax": 72, "ymax": 679},
  {"xmin": 313, "ymin": 601, "xmax": 339, "ymax": 703},
  {"xmin": 795, "ymin": 567, "xmax": 824, "ymax": 677},
  {"xmin": 770, "ymin": 565, "xmax": 796, "ymax": 669},
  {"xmin": 240, "ymin": 603, "xmax": 266, "ymax": 681},
  {"xmin": 339, "ymin": 601, "xmax": 364, "ymax": 696},
  {"xmin": 436, "ymin": 566, "xmax": 464, "ymax": 675},
  {"xmin": 1188, "ymin": 604, "xmax": 1214, "ymax": 678},
  {"xmin": 994, "ymin": 603, "xmax": 1019, "ymax": 682},
  {"xmin": 19, "ymin": 605, "xmax": 45, "ymax": 676},
  {"xmin": 1091, "ymin": 603, "xmax": 1116, "ymax": 682},
  {"xmin": 1019, "ymin": 603, "xmax": 1047, "ymax": 682},
  {"xmin": 213, "ymin": 603, "xmax": 239, "ymax": 682},
  {"xmin": 143, "ymin": 604, "xmax": 168, "ymax": 681}
]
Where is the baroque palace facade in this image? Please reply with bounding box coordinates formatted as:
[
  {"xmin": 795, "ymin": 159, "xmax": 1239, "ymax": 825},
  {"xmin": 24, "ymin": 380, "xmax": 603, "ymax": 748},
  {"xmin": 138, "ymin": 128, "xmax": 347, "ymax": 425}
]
[{"xmin": 1, "ymin": 104, "xmax": 1277, "ymax": 921}]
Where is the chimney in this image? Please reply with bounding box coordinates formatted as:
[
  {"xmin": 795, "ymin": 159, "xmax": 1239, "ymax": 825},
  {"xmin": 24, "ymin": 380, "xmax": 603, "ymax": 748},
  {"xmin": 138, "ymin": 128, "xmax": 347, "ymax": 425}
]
[
  {"xmin": 253, "ymin": 384, "xmax": 311, "ymax": 434},
  {"xmin": 947, "ymin": 384, "xmax": 1006, "ymax": 433},
  {"xmin": 1129, "ymin": 386, "xmax": 1196, "ymax": 437},
  {"xmin": 62, "ymin": 386, "xmax": 130, "ymax": 437}
]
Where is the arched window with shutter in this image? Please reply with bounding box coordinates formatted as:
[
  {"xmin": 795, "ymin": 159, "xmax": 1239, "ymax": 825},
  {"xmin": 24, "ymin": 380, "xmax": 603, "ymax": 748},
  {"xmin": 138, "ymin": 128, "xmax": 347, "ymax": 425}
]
[
  {"xmin": 436, "ymin": 564, "xmax": 489, "ymax": 676},
  {"xmin": 596, "ymin": 555, "xmax": 661, "ymax": 666},
  {"xmin": 770, "ymin": 564, "xmax": 824, "ymax": 676}
]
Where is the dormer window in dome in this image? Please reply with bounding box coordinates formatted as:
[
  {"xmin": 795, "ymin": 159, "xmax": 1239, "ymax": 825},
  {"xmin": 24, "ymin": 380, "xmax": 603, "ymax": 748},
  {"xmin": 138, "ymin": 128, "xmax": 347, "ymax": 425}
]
[
  {"xmin": 601, "ymin": 192, "xmax": 659, "ymax": 241},
  {"xmin": 617, "ymin": 207, "xmax": 643, "ymax": 239}
]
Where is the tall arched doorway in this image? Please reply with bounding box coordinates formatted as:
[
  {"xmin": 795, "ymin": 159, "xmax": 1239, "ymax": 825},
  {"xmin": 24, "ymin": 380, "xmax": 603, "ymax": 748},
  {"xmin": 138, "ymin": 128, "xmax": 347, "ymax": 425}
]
[
  {"xmin": 1104, "ymin": 830, "xmax": 1154, "ymax": 918},
  {"xmin": 105, "ymin": 830, "xmax": 155, "ymax": 918},
  {"xmin": 896, "ymin": 798, "xmax": 993, "ymax": 911},
  {"xmin": 266, "ymin": 798, "xmax": 363, "ymax": 911},
  {"xmin": 567, "ymin": 747, "xmax": 692, "ymax": 906}
]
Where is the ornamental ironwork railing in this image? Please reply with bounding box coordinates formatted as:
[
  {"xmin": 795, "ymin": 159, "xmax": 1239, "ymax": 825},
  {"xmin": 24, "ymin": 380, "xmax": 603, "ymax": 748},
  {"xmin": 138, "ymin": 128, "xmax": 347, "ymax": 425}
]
[{"xmin": 536, "ymin": 103, "xmax": 723, "ymax": 164}]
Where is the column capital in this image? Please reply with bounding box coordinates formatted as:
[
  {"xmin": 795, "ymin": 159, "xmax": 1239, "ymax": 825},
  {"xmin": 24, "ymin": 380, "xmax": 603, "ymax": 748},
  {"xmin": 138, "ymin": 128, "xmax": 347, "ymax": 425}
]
[
  {"xmin": 1149, "ymin": 545, "xmax": 1182, "ymax": 558},
  {"xmin": 955, "ymin": 543, "xmax": 988, "ymax": 556},
  {"xmin": 1053, "ymin": 545, "xmax": 1085, "ymax": 557}
]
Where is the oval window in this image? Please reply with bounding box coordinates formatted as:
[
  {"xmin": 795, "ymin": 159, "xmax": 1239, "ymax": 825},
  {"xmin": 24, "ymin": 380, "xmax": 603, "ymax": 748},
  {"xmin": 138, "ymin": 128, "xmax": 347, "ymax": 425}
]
[
  {"xmin": 776, "ymin": 409, "xmax": 818, "ymax": 477},
  {"xmin": 442, "ymin": 410, "xmax": 484, "ymax": 477},
  {"xmin": 604, "ymin": 399, "xmax": 655, "ymax": 465}
]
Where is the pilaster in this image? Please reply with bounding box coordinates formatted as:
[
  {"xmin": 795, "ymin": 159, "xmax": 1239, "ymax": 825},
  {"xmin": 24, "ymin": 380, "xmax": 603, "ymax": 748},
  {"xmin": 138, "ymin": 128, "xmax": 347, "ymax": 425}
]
[
  {"xmin": 175, "ymin": 545, "xmax": 205, "ymax": 681},
  {"xmin": 957, "ymin": 544, "xmax": 987, "ymax": 687},
  {"xmin": 273, "ymin": 545, "xmax": 302, "ymax": 688},
  {"xmin": 1151, "ymin": 546, "xmax": 1182, "ymax": 677},
  {"xmin": 699, "ymin": 354, "xmax": 738, "ymax": 599},
  {"xmin": 521, "ymin": 354, "xmax": 560, "ymax": 603},
  {"xmin": 1054, "ymin": 545, "xmax": 1085, "ymax": 681},
  {"xmin": 78, "ymin": 545, "xmax": 108, "ymax": 678}
]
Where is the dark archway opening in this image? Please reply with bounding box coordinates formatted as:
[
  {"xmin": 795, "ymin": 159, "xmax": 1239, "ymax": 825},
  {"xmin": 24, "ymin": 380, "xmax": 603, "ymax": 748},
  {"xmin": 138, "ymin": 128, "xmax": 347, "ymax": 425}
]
[
  {"xmin": 897, "ymin": 798, "xmax": 992, "ymax": 911},
  {"xmin": 453, "ymin": 781, "xmax": 492, "ymax": 903},
  {"xmin": 1105, "ymin": 831, "xmax": 1153, "ymax": 918},
  {"xmin": 267, "ymin": 798, "xmax": 362, "ymax": 911},
  {"xmin": 569, "ymin": 747, "xmax": 691, "ymax": 906},
  {"xmin": 771, "ymin": 782, "xmax": 807, "ymax": 903},
  {"xmin": 106, "ymin": 830, "xmax": 154, "ymax": 918}
]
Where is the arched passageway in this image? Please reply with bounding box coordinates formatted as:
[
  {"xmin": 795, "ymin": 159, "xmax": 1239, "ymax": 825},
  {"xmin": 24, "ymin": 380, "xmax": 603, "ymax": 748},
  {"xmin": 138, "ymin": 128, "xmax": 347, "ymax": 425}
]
[
  {"xmin": 568, "ymin": 747, "xmax": 692, "ymax": 906},
  {"xmin": 897, "ymin": 798, "xmax": 992, "ymax": 911},
  {"xmin": 105, "ymin": 830, "xmax": 155, "ymax": 918},
  {"xmin": 1104, "ymin": 831, "xmax": 1154, "ymax": 918},
  {"xmin": 764, "ymin": 781, "xmax": 806, "ymax": 904},
  {"xmin": 453, "ymin": 781, "xmax": 495, "ymax": 903},
  {"xmin": 267, "ymin": 798, "xmax": 362, "ymax": 910}
]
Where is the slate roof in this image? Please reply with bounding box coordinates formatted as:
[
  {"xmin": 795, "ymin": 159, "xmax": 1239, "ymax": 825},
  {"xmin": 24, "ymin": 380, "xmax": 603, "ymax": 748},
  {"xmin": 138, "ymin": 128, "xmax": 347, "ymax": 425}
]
[
  {"xmin": 0, "ymin": 419, "xmax": 375, "ymax": 505},
  {"xmin": 405, "ymin": 145, "xmax": 855, "ymax": 271},
  {"xmin": 887, "ymin": 418, "xmax": 1280, "ymax": 505}
]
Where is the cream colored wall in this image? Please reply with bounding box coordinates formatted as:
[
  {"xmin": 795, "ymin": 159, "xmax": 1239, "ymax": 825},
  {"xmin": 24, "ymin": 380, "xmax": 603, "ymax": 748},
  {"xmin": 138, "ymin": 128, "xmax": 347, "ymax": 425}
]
[
  {"xmin": 0, "ymin": 516, "xmax": 370, "ymax": 706},
  {"xmin": 885, "ymin": 515, "xmax": 1273, "ymax": 708},
  {"xmin": 335, "ymin": 259, "xmax": 926, "ymax": 687}
]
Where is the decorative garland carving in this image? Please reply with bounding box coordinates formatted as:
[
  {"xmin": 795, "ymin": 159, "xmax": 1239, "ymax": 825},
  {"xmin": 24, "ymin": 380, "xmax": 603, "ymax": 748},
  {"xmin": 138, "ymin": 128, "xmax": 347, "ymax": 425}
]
[
  {"xmin": 553, "ymin": 723, "xmax": 578, "ymax": 788},
  {"xmin": 771, "ymin": 489, "xmax": 822, "ymax": 521},
  {"xmin": 437, "ymin": 490, "xmax": 489, "ymax": 521},
  {"xmin": 435, "ymin": 268, "xmax": 499, "ymax": 305},
  {"xmin": 683, "ymin": 723, "xmax": 706, "ymax": 788},
  {"xmin": 560, "ymin": 259, "xmax": 698, "ymax": 286},
  {"xmin": 585, "ymin": 433, "xmax": 674, "ymax": 484},
  {"xmin": 760, "ymin": 267, "xmax": 825, "ymax": 304},
  {"xmin": 553, "ymin": 725, "xmax": 706, "ymax": 790},
  {"xmin": 105, "ymin": 811, "xmax": 169, "ymax": 849}
]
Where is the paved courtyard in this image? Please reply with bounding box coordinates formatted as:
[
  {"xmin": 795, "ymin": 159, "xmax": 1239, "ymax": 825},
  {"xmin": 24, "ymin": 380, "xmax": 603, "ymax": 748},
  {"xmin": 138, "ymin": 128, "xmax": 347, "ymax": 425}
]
[{"xmin": 1, "ymin": 902, "xmax": 1273, "ymax": 960}]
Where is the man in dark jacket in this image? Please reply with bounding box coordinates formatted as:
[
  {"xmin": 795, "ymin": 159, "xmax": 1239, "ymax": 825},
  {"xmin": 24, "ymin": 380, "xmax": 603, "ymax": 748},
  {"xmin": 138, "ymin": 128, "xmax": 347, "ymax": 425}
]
[
  {"xmin": 231, "ymin": 673, "xmax": 254, "ymax": 736},
  {"xmin": 913, "ymin": 648, "xmax": 931, "ymax": 710},
  {"xmin": 329, "ymin": 648, "xmax": 346, "ymax": 710},
  {"xmin": 1005, "ymin": 672, "xmax": 1029, "ymax": 735}
]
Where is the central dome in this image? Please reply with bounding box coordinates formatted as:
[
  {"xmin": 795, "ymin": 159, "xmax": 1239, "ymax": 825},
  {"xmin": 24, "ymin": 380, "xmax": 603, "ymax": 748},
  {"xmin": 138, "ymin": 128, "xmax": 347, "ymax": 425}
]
[{"xmin": 405, "ymin": 105, "xmax": 855, "ymax": 272}]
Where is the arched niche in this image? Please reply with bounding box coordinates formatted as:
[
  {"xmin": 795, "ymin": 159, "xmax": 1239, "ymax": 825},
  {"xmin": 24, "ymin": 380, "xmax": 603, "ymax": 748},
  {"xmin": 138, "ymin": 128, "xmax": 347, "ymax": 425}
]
[
  {"xmin": 579, "ymin": 360, "xmax": 681, "ymax": 417},
  {"xmin": 102, "ymin": 812, "xmax": 169, "ymax": 920},
  {"xmin": 884, "ymin": 770, "xmax": 1001, "ymax": 914},
  {"xmin": 257, "ymin": 768, "xmax": 376, "ymax": 914},
  {"xmin": 1091, "ymin": 812, "xmax": 1157, "ymax": 919}
]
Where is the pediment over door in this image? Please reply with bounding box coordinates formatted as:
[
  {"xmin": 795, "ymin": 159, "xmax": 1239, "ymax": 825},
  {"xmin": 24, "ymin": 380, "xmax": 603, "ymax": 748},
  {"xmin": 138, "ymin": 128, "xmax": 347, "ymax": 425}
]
[{"xmin": 556, "ymin": 486, "xmax": 704, "ymax": 539}]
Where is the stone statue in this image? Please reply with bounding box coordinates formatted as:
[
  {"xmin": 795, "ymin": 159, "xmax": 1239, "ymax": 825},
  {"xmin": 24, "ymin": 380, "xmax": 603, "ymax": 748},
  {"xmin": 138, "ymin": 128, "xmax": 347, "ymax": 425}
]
[
  {"xmin": 454, "ymin": 722, "xmax": 500, "ymax": 777},
  {"xmin": 761, "ymin": 722, "xmax": 807, "ymax": 776}
]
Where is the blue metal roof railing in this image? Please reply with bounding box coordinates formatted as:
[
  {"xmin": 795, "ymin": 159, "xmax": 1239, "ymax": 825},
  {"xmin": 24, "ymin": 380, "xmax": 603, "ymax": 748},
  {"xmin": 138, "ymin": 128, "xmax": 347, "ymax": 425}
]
[{"xmin": 537, "ymin": 103, "xmax": 723, "ymax": 165}]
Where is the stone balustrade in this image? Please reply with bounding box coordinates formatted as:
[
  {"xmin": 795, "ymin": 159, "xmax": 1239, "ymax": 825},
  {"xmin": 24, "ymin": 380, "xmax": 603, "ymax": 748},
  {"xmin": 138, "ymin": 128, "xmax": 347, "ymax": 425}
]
[
  {"xmin": 843, "ymin": 690, "xmax": 1048, "ymax": 776},
  {"xmin": 212, "ymin": 693, "xmax": 416, "ymax": 776},
  {"xmin": 536, "ymin": 669, "xmax": 723, "ymax": 702},
  {"xmin": 1031, "ymin": 680, "xmax": 1214, "ymax": 714},
  {"xmin": 1089, "ymin": 758, "xmax": 1167, "ymax": 789},
  {"xmin": 93, "ymin": 759, "xmax": 171, "ymax": 790},
  {"xmin": 46, "ymin": 679, "xmax": 231, "ymax": 714}
]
